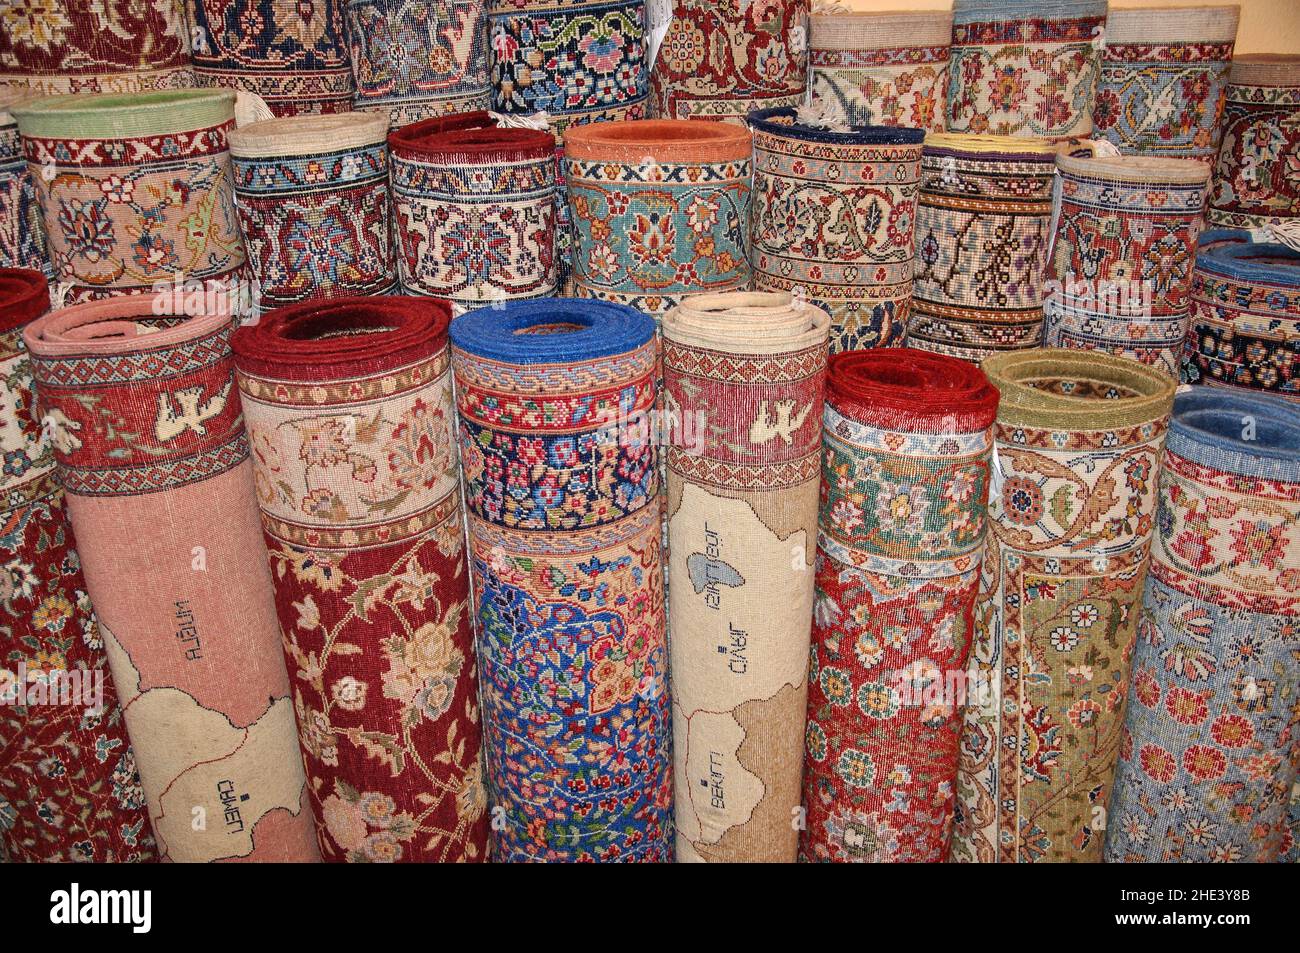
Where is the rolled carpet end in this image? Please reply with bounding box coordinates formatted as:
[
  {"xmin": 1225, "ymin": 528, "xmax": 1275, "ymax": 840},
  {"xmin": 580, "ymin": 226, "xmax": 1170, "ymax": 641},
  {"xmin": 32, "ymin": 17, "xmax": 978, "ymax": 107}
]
[
  {"xmin": 748, "ymin": 107, "xmax": 925, "ymax": 353},
  {"xmin": 390, "ymin": 111, "xmax": 559, "ymax": 311},
  {"xmin": 803, "ymin": 347, "xmax": 997, "ymax": 862},
  {"xmin": 808, "ymin": 10, "xmax": 951, "ymax": 133},
  {"xmin": 230, "ymin": 112, "xmax": 398, "ymax": 314},
  {"xmin": 663, "ymin": 290, "xmax": 830, "ymax": 863},
  {"xmin": 1209, "ymin": 55, "xmax": 1300, "ymax": 230},
  {"xmin": 909, "ymin": 133, "xmax": 1057, "ymax": 364},
  {"xmin": 1186, "ymin": 238, "xmax": 1300, "ymax": 401},
  {"xmin": 11, "ymin": 90, "xmax": 247, "ymax": 305},
  {"xmin": 451, "ymin": 297, "xmax": 671, "ymax": 861},
  {"xmin": 955, "ymin": 348, "xmax": 1176, "ymax": 863},
  {"xmin": 1044, "ymin": 154, "xmax": 1211, "ymax": 379},
  {"xmin": 565, "ymin": 119, "xmax": 753, "ymax": 318}
]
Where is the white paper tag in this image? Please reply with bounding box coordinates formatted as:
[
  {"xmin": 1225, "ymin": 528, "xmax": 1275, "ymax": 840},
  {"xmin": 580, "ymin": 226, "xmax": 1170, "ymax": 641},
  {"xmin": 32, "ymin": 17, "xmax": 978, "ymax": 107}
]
[{"xmin": 647, "ymin": 0, "xmax": 672, "ymax": 72}]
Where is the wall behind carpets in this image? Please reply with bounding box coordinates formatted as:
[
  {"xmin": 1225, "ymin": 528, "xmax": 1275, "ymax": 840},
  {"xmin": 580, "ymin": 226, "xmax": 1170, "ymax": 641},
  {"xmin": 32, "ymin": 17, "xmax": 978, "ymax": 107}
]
[{"xmin": 841, "ymin": 0, "xmax": 1300, "ymax": 56}]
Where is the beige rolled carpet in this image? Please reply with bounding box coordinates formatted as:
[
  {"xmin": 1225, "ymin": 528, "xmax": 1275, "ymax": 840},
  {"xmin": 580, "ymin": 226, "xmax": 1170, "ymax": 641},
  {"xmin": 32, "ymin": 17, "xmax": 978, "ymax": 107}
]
[{"xmin": 663, "ymin": 290, "xmax": 830, "ymax": 862}]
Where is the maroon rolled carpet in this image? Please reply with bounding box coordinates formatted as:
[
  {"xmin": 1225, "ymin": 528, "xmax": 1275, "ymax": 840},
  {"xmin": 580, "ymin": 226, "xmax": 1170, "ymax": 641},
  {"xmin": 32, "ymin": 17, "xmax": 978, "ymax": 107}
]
[{"xmin": 232, "ymin": 296, "xmax": 489, "ymax": 863}]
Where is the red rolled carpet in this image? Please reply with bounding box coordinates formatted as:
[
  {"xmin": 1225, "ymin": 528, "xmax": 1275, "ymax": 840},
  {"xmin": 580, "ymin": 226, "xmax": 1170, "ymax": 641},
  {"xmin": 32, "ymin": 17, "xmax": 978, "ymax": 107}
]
[
  {"xmin": 232, "ymin": 297, "xmax": 489, "ymax": 863},
  {"xmin": 0, "ymin": 270, "xmax": 155, "ymax": 862},
  {"xmin": 802, "ymin": 348, "xmax": 998, "ymax": 862}
]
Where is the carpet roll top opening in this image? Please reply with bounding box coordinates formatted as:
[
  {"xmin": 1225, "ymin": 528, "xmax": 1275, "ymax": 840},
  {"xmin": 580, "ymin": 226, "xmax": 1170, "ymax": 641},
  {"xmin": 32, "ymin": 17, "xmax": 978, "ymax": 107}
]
[
  {"xmin": 232, "ymin": 297, "xmax": 451, "ymax": 379},
  {"xmin": 1199, "ymin": 242, "xmax": 1300, "ymax": 282},
  {"xmin": 827, "ymin": 348, "xmax": 999, "ymax": 428},
  {"xmin": 389, "ymin": 111, "xmax": 555, "ymax": 160},
  {"xmin": 747, "ymin": 107, "xmax": 927, "ymax": 143},
  {"xmin": 564, "ymin": 119, "xmax": 752, "ymax": 162},
  {"xmin": 229, "ymin": 112, "xmax": 390, "ymax": 156},
  {"xmin": 451, "ymin": 298, "xmax": 655, "ymax": 366},
  {"xmin": 0, "ymin": 268, "xmax": 49, "ymax": 332},
  {"xmin": 1172, "ymin": 390, "xmax": 1300, "ymax": 459},
  {"xmin": 10, "ymin": 89, "xmax": 236, "ymax": 138},
  {"xmin": 983, "ymin": 349, "xmax": 1178, "ymax": 429},
  {"xmin": 1055, "ymin": 154, "xmax": 1214, "ymax": 185}
]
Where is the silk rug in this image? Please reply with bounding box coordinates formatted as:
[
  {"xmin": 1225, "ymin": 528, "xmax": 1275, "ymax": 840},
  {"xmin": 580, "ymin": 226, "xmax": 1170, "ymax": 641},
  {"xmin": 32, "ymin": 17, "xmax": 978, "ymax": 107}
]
[
  {"xmin": 953, "ymin": 348, "xmax": 1176, "ymax": 863},
  {"xmin": 0, "ymin": 0, "xmax": 194, "ymax": 94},
  {"xmin": 663, "ymin": 291, "xmax": 829, "ymax": 862},
  {"xmin": 347, "ymin": 0, "xmax": 492, "ymax": 125},
  {"xmin": 649, "ymin": 0, "xmax": 809, "ymax": 123},
  {"xmin": 1105, "ymin": 388, "xmax": 1300, "ymax": 863},
  {"xmin": 231, "ymin": 113, "xmax": 397, "ymax": 314},
  {"xmin": 232, "ymin": 296, "xmax": 488, "ymax": 862},
  {"xmin": 749, "ymin": 107, "xmax": 924, "ymax": 353},
  {"xmin": 802, "ymin": 348, "xmax": 998, "ymax": 862},
  {"xmin": 0, "ymin": 270, "xmax": 155, "ymax": 862},
  {"xmin": 946, "ymin": 0, "xmax": 1106, "ymax": 139},
  {"xmin": 566, "ymin": 119, "xmax": 751, "ymax": 318},
  {"xmin": 808, "ymin": 10, "xmax": 950, "ymax": 132},
  {"xmin": 1186, "ymin": 238, "xmax": 1300, "ymax": 401},
  {"xmin": 909, "ymin": 133, "xmax": 1057, "ymax": 363},
  {"xmin": 24, "ymin": 294, "xmax": 318, "ymax": 863},
  {"xmin": 1092, "ymin": 6, "xmax": 1239, "ymax": 165},
  {"xmin": 488, "ymin": 0, "xmax": 649, "ymax": 137},
  {"xmin": 451, "ymin": 298, "xmax": 672, "ymax": 861},
  {"xmin": 1208, "ymin": 55, "xmax": 1300, "ymax": 230},
  {"xmin": 391, "ymin": 111, "xmax": 558, "ymax": 311},
  {"xmin": 1044, "ymin": 154, "xmax": 1211, "ymax": 378},
  {"xmin": 184, "ymin": 0, "xmax": 354, "ymax": 115},
  {"xmin": 12, "ymin": 91, "xmax": 247, "ymax": 304},
  {"xmin": 0, "ymin": 92, "xmax": 47, "ymax": 274}
]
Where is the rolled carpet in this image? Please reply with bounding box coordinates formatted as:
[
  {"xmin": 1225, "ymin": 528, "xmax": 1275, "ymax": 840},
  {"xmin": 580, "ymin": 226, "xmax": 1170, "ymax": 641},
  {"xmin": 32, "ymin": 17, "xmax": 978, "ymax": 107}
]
[
  {"xmin": 184, "ymin": 0, "xmax": 354, "ymax": 115},
  {"xmin": 24, "ymin": 294, "xmax": 319, "ymax": 863},
  {"xmin": 748, "ymin": 107, "xmax": 924, "ymax": 353},
  {"xmin": 953, "ymin": 349, "xmax": 1176, "ymax": 863},
  {"xmin": 808, "ymin": 10, "xmax": 951, "ymax": 133},
  {"xmin": 1105, "ymin": 388, "xmax": 1300, "ymax": 863},
  {"xmin": 390, "ymin": 111, "xmax": 557, "ymax": 310},
  {"xmin": 649, "ymin": 0, "xmax": 809, "ymax": 123},
  {"xmin": 566, "ymin": 119, "xmax": 752, "ymax": 318},
  {"xmin": 1185, "ymin": 239, "xmax": 1300, "ymax": 401},
  {"xmin": 487, "ymin": 0, "xmax": 649, "ymax": 138},
  {"xmin": 451, "ymin": 298, "xmax": 671, "ymax": 861},
  {"xmin": 0, "ymin": 270, "xmax": 154, "ymax": 862},
  {"xmin": 12, "ymin": 90, "xmax": 246, "ymax": 304},
  {"xmin": 1208, "ymin": 55, "xmax": 1300, "ymax": 230},
  {"xmin": 663, "ymin": 291, "xmax": 829, "ymax": 863},
  {"xmin": 0, "ymin": 91, "xmax": 47, "ymax": 274},
  {"xmin": 946, "ymin": 0, "xmax": 1106, "ymax": 140},
  {"xmin": 232, "ymin": 296, "xmax": 489, "ymax": 862},
  {"xmin": 909, "ymin": 133, "xmax": 1057, "ymax": 363},
  {"xmin": 802, "ymin": 348, "xmax": 998, "ymax": 862},
  {"xmin": 346, "ymin": 0, "xmax": 492, "ymax": 125},
  {"xmin": 230, "ymin": 113, "xmax": 397, "ymax": 315},
  {"xmin": 0, "ymin": 0, "xmax": 194, "ymax": 95},
  {"xmin": 1044, "ymin": 154, "xmax": 1211, "ymax": 379},
  {"xmin": 1091, "ymin": 6, "xmax": 1239, "ymax": 165}
]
